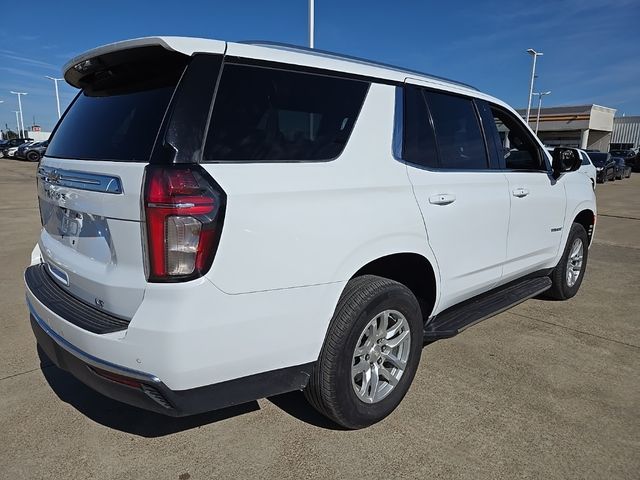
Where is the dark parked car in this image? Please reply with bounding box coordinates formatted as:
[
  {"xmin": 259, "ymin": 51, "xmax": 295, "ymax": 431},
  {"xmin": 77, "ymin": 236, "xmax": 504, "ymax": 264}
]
[
  {"xmin": 17, "ymin": 140, "xmax": 49, "ymax": 162},
  {"xmin": 589, "ymin": 152, "xmax": 616, "ymax": 183},
  {"xmin": 613, "ymin": 157, "xmax": 632, "ymax": 179},
  {"xmin": 0, "ymin": 138, "xmax": 33, "ymax": 157},
  {"xmin": 610, "ymin": 149, "xmax": 637, "ymax": 172}
]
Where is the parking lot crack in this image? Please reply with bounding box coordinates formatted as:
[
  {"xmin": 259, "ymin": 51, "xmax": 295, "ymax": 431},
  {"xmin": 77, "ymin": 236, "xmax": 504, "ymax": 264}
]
[
  {"xmin": 598, "ymin": 213, "xmax": 640, "ymax": 221},
  {"xmin": 511, "ymin": 312, "xmax": 640, "ymax": 350},
  {"xmin": 0, "ymin": 363, "xmax": 54, "ymax": 383}
]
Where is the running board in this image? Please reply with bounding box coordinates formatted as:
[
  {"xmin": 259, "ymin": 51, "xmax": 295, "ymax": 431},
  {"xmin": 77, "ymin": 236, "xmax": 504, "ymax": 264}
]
[{"xmin": 423, "ymin": 276, "xmax": 552, "ymax": 341}]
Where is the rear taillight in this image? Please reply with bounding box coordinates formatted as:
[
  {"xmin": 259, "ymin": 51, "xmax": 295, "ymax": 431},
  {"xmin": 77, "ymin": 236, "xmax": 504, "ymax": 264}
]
[{"xmin": 143, "ymin": 165, "xmax": 225, "ymax": 282}]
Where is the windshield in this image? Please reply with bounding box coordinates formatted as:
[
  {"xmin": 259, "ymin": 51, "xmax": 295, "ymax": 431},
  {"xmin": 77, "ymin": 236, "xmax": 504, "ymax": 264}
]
[
  {"xmin": 589, "ymin": 153, "xmax": 608, "ymax": 165},
  {"xmin": 46, "ymin": 48, "xmax": 188, "ymax": 162}
]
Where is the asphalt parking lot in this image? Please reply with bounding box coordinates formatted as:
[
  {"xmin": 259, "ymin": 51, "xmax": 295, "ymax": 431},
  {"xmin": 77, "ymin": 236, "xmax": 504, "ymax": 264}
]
[{"xmin": 1, "ymin": 159, "xmax": 638, "ymax": 479}]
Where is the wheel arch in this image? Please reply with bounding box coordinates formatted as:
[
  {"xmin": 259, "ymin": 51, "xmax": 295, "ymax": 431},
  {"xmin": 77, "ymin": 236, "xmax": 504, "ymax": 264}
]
[
  {"xmin": 573, "ymin": 208, "xmax": 596, "ymax": 245},
  {"xmin": 348, "ymin": 252, "xmax": 438, "ymax": 321}
]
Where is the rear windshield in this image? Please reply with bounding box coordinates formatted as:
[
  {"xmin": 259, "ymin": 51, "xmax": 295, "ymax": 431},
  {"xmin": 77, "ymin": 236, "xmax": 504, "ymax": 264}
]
[
  {"xmin": 203, "ymin": 64, "xmax": 369, "ymax": 162},
  {"xmin": 47, "ymin": 49, "xmax": 187, "ymax": 162}
]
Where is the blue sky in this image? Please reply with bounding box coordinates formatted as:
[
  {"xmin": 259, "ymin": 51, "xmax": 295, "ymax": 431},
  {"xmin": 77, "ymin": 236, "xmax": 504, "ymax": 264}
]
[{"xmin": 1, "ymin": 0, "xmax": 638, "ymax": 132}]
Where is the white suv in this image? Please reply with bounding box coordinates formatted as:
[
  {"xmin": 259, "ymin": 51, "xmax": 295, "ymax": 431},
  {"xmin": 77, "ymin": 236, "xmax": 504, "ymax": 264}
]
[{"xmin": 25, "ymin": 37, "xmax": 596, "ymax": 429}]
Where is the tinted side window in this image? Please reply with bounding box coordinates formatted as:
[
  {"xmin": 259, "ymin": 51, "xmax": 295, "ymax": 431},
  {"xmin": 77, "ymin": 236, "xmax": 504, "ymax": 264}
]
[
  {"xmin": 424, "ymin": 91, "xmax": 488, "ymax": 170},
  {"xmin": 580, "ymin": 151, "xmax": 591, "ymax": 166},
  {"xmin": 402, "ymin": 86, "xmax": 438, "ymax": 168},
  {"xmin": 203, "ymin": 65, "xmax": 369, "ymax": 161},
  {"xmin": 489, "ymin": 106, "xmax": 544, "ymax": 171}
]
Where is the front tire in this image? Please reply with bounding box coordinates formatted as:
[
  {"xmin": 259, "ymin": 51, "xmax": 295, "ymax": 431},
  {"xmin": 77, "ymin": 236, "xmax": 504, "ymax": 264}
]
[
  {"xmin": 304, "ymin": 275, "xmax": 423, "ymax": 429},
  {"xmin": 26, "ymin": 151, "xmax": 40, "ymax": 162},
  {"xmin": 548, "ymin": 223, "xmax": 589, "ymax": 300}
]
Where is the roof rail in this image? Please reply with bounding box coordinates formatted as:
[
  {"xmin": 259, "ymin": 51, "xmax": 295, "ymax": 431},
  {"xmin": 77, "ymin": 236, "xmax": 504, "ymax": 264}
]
[{"xmin": 238, "ymin": 40, "xmax": 479, "ymax": 91}]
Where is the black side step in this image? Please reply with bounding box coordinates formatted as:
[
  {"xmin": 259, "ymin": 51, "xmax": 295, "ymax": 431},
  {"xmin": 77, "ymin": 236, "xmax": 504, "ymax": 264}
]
[{"xmin": 423, "ymin": 276, "xmax": 552, "ymax": 341}]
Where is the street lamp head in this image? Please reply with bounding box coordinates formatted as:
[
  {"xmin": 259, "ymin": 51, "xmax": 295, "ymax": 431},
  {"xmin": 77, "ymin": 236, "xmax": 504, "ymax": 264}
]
[
  {"xmin": 526, "ymin": 48, "xmax": 543, "ymax": 56},
  {"xmin": 10, "ymin": 91, "xmax": 28, "ymax": 95},
  {"xmin": 45, "ymin": 76, "xmax": 64, "ymax": 81}
]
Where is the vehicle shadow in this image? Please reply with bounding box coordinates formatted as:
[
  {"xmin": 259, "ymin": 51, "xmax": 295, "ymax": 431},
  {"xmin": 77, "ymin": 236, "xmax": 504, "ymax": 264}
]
[
  {"xmin": 37, "ymin": 347, "xmax": 260, "ymax": 437},
  {"xmin": 267, "ymin": 390, "xmax": 347, "ymax": 431}
]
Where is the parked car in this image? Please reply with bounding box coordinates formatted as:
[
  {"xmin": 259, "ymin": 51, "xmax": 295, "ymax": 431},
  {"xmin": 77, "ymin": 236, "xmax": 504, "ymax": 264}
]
[
  {"xmin": 609, "ymin": 149, "xmax": 635, "ymax": 159},
  {"xmin": 5, "ymin": 142, "xmax": 35, "ymax": 158},
  {"xmin": 589, "ymin": 152, "xmax": 616, "ymax": 183},
  {"xmin": 612, "ymin": 157, "xmax": 632, "ymax": 179},
  {"xmin": 18, "ymin": 140, "xmax": 49, "ymax": 162},
  {"xmin": 548, "ymin": 147, "xmax": 596, "ymax": 189},
  {"xmin": 0, "ymin": 138, "xmax": 33, "ymax": 158},
  {"xmin": 24, "ymin": 37, "xmax": 596, "ymax": 429},
  {"xmin": 15, "ymin": 141, "xmax": 38, "ymax": 159}
]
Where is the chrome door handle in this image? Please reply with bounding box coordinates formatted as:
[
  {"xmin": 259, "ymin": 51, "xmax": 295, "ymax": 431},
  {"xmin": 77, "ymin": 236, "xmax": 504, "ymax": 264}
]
[
  {"xmin": 512, "ymin": 187, "xmax": 529, "ymax": 198},
  {"xmin": 429, "ymin": 193, "xmax": 456, "ymax": 205}
]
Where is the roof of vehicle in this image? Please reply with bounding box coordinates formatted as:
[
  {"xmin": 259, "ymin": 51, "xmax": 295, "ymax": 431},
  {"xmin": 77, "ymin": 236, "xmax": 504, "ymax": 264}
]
[{"xmin": 63, "ymin": 36, "xmax": 501, "ymax": 102}]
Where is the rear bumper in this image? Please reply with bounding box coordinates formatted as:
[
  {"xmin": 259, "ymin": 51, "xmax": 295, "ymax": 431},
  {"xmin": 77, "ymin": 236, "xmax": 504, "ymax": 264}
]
[{"xmin": 29, "ymin": 301, "xmax": 313, "ymax": 416}]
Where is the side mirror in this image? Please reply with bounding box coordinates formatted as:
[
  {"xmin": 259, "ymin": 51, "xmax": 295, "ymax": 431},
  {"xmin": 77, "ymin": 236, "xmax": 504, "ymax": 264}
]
[{"xmin": 552, "ymin": 147, "xmax": 581, "ymax": 178}]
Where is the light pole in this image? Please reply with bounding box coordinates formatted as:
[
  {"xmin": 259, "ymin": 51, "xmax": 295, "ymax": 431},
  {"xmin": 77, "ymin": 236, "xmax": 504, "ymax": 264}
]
[
  {"xmin": 45, "ymin": 76, "xmax": 64, "ymax": 119},
  {"xmin": 533, "ymin": 91, "xmax": 551, "ymax": 135},
  {"xmin": 525, "ymin": 49, "xmax": 543, "ymax": 124},
  {"xmin": 10, "ymin": 91, "xmax": 27, "ymax": 137},
  {"xmin": 309, "ymin": 0, "xmax": 314, "ymax": 48}
]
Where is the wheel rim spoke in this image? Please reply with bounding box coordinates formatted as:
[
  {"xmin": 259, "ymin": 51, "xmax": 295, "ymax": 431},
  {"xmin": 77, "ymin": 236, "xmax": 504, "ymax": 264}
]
[
  {"xmin": 378, "ymin": 365, "xmax": 398, "ymax": 386},
  {"xmin": 382, "ymin": 352, "xmax": 407, "ymax": 370},
  {"xmin": 386, "ymin": 328, "xmax": 409, "ymax": 348}
]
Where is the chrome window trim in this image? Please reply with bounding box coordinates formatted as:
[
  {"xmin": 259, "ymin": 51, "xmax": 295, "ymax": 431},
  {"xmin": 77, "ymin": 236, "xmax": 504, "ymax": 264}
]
[{"xmin": 37, "ymin": 165, "xmax": 123, "ymax": 194}]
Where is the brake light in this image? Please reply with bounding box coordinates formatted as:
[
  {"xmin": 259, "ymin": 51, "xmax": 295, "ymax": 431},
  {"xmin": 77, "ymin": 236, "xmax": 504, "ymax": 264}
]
[{"xmin": 143, "ymin": 165, "xmax": 225, "ymax": 282}]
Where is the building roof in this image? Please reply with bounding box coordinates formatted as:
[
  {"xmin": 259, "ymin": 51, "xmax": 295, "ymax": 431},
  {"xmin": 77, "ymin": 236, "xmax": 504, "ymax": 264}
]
[{"xmin": 516, "ymin": 104, "xmax": 616, "ymax": 116}]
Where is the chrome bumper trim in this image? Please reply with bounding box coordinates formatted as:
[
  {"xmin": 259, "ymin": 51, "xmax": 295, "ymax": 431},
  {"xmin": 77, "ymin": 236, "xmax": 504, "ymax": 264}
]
[{"xmin": 26, "ymin": 297, "xmax": 160, "ymax": 383}]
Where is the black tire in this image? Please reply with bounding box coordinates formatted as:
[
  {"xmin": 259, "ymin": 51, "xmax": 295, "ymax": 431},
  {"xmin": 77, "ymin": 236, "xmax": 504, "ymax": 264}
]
[
  {"xmin": 304, "ymin": 274, "xmax": 423, "ymax": 429},
  {"xmin": 26, "ymin": 151, "xmax": 40, "ymax": 162},
  {"xmin": 547, "ymin": 223, "xmax": 589, "ymax": 300}
]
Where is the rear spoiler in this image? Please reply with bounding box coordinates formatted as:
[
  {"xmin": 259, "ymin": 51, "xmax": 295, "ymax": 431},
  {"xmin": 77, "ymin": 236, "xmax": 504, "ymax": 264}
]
[{"xmin": 63, "ymin": 36, "xmax": 226, "ymax": 88}]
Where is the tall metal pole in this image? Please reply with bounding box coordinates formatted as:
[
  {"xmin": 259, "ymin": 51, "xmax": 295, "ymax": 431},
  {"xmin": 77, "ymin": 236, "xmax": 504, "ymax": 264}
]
[
  {"xmin": 309, "ymin": 0, "xmax": 314, "ymax": 48},
  {"xmin": 525, "ymin": 49, "xmax": 543, "ymax": 124},
  {"xmin": 535, "ymin": 94, "xmax": 543, "ymax": 134},
  {"xmin": 533, "ymin": 91, "xmax": 551, "ymax": 135},
  {"xmin": 45, "ymin": 76, "xmax": 63, "ymax": 119},
  {"xmin": 10, "ymin": 91, "xmax": 27, "ymax": 137}
]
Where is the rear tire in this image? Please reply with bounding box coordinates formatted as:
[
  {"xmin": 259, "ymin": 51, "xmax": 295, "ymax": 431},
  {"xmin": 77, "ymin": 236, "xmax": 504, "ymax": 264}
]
[
  {"xmin": 304, "ymin": 275, "xmax": 423, "ymax": 429},
  {"xmin": 26, "ymin": 151, "xmax": 40, "ymax": 162},
  {"xmin": 547, "ymin": 223, "xmax": 589, "ymax": 300}
]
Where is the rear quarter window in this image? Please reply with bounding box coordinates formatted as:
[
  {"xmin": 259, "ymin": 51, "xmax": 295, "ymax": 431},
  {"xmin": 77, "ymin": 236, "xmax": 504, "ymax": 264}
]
[{"xmin": 203, "ymin": 64, "xmax": 369, "ymax": 162}]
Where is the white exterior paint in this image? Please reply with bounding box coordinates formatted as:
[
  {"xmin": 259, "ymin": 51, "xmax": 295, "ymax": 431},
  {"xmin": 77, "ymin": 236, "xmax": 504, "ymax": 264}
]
[{"xmin": 27, "ymin": 36, "xmax": 597, "ymax": 394}]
